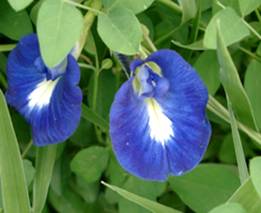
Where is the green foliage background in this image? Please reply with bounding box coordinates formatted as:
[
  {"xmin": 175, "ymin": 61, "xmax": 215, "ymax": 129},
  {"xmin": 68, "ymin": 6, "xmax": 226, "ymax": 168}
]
[{"xmin": 0, "ymin": 0, "xmax": 261, "ymax": 212}]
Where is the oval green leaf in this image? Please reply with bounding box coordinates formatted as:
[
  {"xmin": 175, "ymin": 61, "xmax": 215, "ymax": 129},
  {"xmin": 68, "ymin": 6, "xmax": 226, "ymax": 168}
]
[
  {"xmin": 250, "ymin": 157, "xmax": 261, "ymax": 198},
  {"xmin": 97, "ymin": 6, "xmax": 142, "ymax": 55},
  {"xmin": 7, "ymin": 0, "xmax": 33, "ymax": 11},
  {"xmin": 102, "ymin": 0, "xmax": 154, "ymax": 14},
  {"xmin": 169, "ymin": 164, "xmax": 240, "ymax": 213},
  {"xmin": 239, "ymin": 0, "xmax": 261, "ymax": 16},
  {"xmin": 0, "ymin": 1, "xmax": 33, "ymax": 40},
  {"xmin": 244, "ymin": 60, "xmax": 261, "ymax": 130},
  {"xmin": 37, "ymin": 0, "xmax": 83, "ymax": 67},
  {"xmin": 204, "ymin": 7, "xmax": 250, "ymax": 49},
  {"xmin": 71, "ymin": 146, "xmax": 109, "ymax": 183}
]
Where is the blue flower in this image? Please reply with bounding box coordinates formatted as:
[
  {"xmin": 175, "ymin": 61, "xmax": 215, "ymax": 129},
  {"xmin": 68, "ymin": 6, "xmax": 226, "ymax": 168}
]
[
  {"xmin": 109, "ymin": 50, "xmax": 211, "ymax": 181},
  {"xmin": 6, "ymin": 34, "xmax": 82, "ymax": 146}
]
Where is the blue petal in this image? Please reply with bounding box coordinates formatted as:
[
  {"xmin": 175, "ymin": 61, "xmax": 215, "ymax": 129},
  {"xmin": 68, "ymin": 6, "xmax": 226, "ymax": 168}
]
[
  {"xmin": 6, "ymin": 34, "xmax": 82, "ymax": 146},
  {"xmin": 110, "ymin": 49, "xmax": 211, "ymax": 181}
]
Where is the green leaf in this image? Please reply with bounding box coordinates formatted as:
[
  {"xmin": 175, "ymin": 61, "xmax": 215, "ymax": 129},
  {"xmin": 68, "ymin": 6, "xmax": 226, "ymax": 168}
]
[
  {"xmin": 102, "ymin": 0, "xmax": 155, "ymax": 14},
  {"xmin": 119, "ymin": 176, "xmax": 166, "ymax": 213},
  {"xmin": 0, "ymin": 44, "xmax": 16, "ymax": 52},
  {"xmin": 37, "ymin": 0, "xmax": 83, "ymax": 67},
  {"xmin": 238, "ymin": 0, "xmax": 261, "ymax": 16},
  {"xmin": 23, "ymin": 159, "xmax": 35, "ymax": 187},
  {"xmin": 33, "ymin": 145, "xmax": 58, "ymax": 213},
  {"xmin": 71, "ymin": 146, "xmax": 109, "ymax": 183},
  {"xmin": 81, "ymin": 104, "xmax": 109, "ymax": 131},
  {"xmin": 97, "ymin": 6, "xmax": 142, "ymax": 55},
  {"xmin": 0, "ymin": 90, "xmax": 30, "ymax": 213},
  {"xmin": 216, "ymin": 24, "xmax": 257, "ymax": 129},
  {"xmin": 218, "ymin": 134, "xmax": 236, "ymax": 164},
  {"xmin": 172, "ymin": 39, "xmax": 206, "ymax": 50},
  {"xmin": 178, "ymin": 0, "xmax": 197, "ymax": 23},
  {"xmin": 102, "ymin": 181, "xmax": 181, "ymax": 213},
  {"xmin": 169, "ymin": 164, "xmax": 240, "ymax": 213},
  {"xmin": 226, "ymin": 95, "xmax": 249, "ymax": 183},
  {"xmin": 204, "ymin": 7, "xmax": 249, "ymax": 49},
  {"xmin": 244, "ymin": 60, "xmax": 261, "ymax": 130},
  {"xmin": 209, "ymin": 203, "xmax": 246, "ymax": 213},
  {"xmin": 228, "ymin": 178, "xmax": 261, "ymax": 213},
  {"xmin": 0, "ymin": 1, "xmax": 33, "ymax": 40},
  {"xmin": 7, "ymin": 0, "xmax": 33, "ymax": 11},
  {"xmin": 194, "ymin": 50, "xmax": 220, "ymax": 95},
  {"xmin": 72, "ymin": 177, "xmax": 100, "ymax": 203},
  {"xmin": 249, "ymin": 157, "xmax": 261, "ymax": 198}
]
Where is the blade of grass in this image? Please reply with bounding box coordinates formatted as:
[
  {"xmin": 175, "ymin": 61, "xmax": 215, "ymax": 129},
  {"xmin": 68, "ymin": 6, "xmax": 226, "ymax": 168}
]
[
  {"xmin": 226, "ymin": 95, "xmax": 249, "ymax": 183},
  {"xmin": 0, "ymin": 90, "xmax": 30, "ymax": 213},
  {"xmin": 32, "ymin": 145, "xmax": 57, "ymax": 213},
  {"xmin": 0, "ymin": 44, "xmax": 16, "ymax": 52},
  {"xmin": 101, "ymin": 181, "xmax": 181, "ymax": 213}
]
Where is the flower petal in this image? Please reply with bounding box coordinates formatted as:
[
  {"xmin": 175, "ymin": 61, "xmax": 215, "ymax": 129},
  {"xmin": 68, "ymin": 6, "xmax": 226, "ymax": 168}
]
[
  {"xmin": 6, "ymin": 34, "xmax": 82, "ymax": 146},
  {"xmin": 110, "ymin": 50, "xmax": 211, "ymax": 181}
]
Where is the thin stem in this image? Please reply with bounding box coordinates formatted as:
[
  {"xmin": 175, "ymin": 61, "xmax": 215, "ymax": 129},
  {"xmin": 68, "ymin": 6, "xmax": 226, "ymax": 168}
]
[
  {"xmin": 63, "ymin": 0, "xmax": 103, "ymax": 14},
  {"xmin": 216, "ymin": 0, "xmax": 225, "ymax": 9},
  {"xmin": 155, "ymin": 25, "xmax": 181, "ymax": 45},
  {"xmin": 238, "ymin": 46, "xmax": 261, "ymax": 63},
  {"xmin": 92, "ymin": 52, "xmax": 100, "ymax": 111},
  {"xmin": 255, "ymin": 9, "xmax": 261, "ymax": 22},
  {"xmin": 78, "ymin": 62, "xmax": 96, "ymax": 71},
  {"xmin": 208, "ymin": 96, "xmax": 261, "ymax": 145},
  {"xmin": 0, "ymin": 44, "xmax": 16, "ymax": 52},
  {"xmin": 21, "ymin": 140, "xmax": 33, "ymax": 158},
  {"xmin": 157, "ymin": 0, "xmax": 182, "ymax": 14},
  {"xmin": 75, "ymin": 0, "xmax": 102, "ymax": 59},
  {"xmin": 79, "ymin": 54, "xmax": 93, "ymax": 65},
  {"xmin": 143, "ymin": 32, "xmax": 157, "ymax": 52},
  {"xmin": 139, "ymin": 46, "xmax": 149, "ymax": 59},
  {"xmin": 242, "ymin": 19, "xmax": 261, "ymax": 40},
  {"xmin": 226, "ymin": 94, "xmax": 249, "ymax": 184}
]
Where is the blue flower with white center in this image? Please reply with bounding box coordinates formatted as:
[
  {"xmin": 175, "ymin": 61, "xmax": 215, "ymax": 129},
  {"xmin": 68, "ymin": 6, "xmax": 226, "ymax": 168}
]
[
  {"xmin": 6, "ymin": 34, "xmax": 82, "ymax": 146},
  {"xmin": 109, "ymin": 50, "xmax": 211, "ymax": 181}
]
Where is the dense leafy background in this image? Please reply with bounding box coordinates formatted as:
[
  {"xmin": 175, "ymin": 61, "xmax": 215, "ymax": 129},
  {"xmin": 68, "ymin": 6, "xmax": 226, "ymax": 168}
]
[{"xmin": 0, "ymin": 0, "xmax": 261, "ymax": 212}]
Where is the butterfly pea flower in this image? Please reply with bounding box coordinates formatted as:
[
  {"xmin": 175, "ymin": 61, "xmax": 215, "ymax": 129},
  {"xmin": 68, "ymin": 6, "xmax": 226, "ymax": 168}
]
[
  {"xmin": 6, "ymin": 34, "xmax": 82, "ymax": 146},
  {"xmin": 109, "ymin": 50, "xmax": 211, "ymax": 181}
]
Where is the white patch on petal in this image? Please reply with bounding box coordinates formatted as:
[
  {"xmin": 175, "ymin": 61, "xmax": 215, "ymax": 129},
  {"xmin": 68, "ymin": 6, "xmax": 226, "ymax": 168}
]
[
  {"xmin": 27, "ymin": 78, "xmax": 59, "ymax": 110},
  {"xmin": 146, "ymin": 99, "xmax": 174, "ymax": 144}
]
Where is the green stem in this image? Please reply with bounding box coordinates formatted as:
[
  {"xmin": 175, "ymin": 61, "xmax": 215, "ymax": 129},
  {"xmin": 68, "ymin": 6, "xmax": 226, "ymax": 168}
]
[
  {"xmin": 255, "ymin": 9, "xmax": 261, "ymax": 22},
  {"xmin": 238, "ymin": 46, "xmax": 261, "ymax": 63},
  {"xmin": 78, "ymin": 62, "xmax": 96, "ymax": 71},
  {"xmin": 208, "ymin": 96, "xmax": 261, "ymax": 145},
  {"xmin": 63, "ymin": 0, "xmax": 103, "ymax": 14},
  {"xmin": 75, "ymin": 0, "xmax": 102, "ymax": 59},
  {"xmin": 92, "ymin": 70, "xmax": 99, "ymax": 111},
  {"xmin": 92, "ymin": 52, "xmax": 100, "ymax": 111},
  {"xmin": 242, "ymin": 19, "xmax": 261, "ymax": 40},
  {"xmin": 157, "ymin": 0, "xmax": 182, "ymax": 14},
  {"xmin": 21, "ymin": 140, "xmax": 33, "ymax": 158},
  {"xmin": 226, "ymin": 95, "xmax": 249, "ymax": 184}
]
